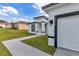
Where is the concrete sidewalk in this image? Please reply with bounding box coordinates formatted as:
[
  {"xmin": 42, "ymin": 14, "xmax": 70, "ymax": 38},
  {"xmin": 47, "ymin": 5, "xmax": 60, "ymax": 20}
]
[
  {"xmin": 54, "ymin": 47, "xmax": 79, "ymax": 56},
  {"xmin": 2, "ymin": 34, "xmax": 51, "ymax": 56}
]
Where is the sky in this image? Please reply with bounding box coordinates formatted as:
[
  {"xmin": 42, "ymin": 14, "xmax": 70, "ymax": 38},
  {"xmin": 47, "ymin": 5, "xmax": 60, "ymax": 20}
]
[{"xmin": 0, "ymin": 3, "xmax": 49, "ymax": 22}]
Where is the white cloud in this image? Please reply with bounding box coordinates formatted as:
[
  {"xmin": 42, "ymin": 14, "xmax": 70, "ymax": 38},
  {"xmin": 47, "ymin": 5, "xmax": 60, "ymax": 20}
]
[
  {"xmin": 0, "ymin": 5, "xmax": 21, "ymax": 22},
  {"xmin": 18, "ymin": 18, "xmax": 29, "ymax": 22},
  {"xmin": 12, "ymin": 17, "xmax": 29, "ymax": 22},
  {"xmin": 0, "ymin": 5, "xmax": 30, "ymax": 22},
  {"xmin": 2, "ymin": 6, "xmax": 19, "ymax": 15},
  {"xmin": 0, "ymin": 5, "xmax": 19, "ymax": 18},
  {"xmin": 33, "ymin": 3, "xmax": 49, "ymax": 17},
  {"xmin": 32, "ymin": 5, "xmax": 38, "ymax": 9},
  {"xmin": 0, "ymin": 10, "xmax": 8, "ymax": 16},
  {"xmin": 0, "ymin": 17, "xmax": 6, "ymax": 21}
]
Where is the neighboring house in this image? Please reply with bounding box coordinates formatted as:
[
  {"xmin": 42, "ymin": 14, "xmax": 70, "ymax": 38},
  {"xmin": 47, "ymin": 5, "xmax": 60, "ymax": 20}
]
[
  {"xmin": 42, "ymin": 3, "xmax": 79, "ymax": 52},
  {"xmin": 14, "ymin": 21, "xmax": 29, "ymax": 30},
  {"xmin": 6, "ymin": 23, "xmax": 12, "ymax": 29},
  {"xmin": 0, "ymin": 20, "xmax": 8, "ymax": 28},
  {"xmin": 28, "ymin": 16, "xmax": 48, "ymax": 34},
  {"xmin": 28, "ymin": 22, "xmax": 35, "ymax": 33},
  {"xmin": 0, "ymin": 20, "xmax": 29, "ymax": 30}
]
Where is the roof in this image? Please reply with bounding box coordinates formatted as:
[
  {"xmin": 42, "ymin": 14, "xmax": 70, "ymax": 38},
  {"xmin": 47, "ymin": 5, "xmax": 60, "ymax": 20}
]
[
  {"xmin": 15, "ymin": 21, "xmax": 30, "ymax": 24},
  {"xmin": 29, "ymin": 21, "xmax": 48, "ymax": 24},
  {"xmin": 42, "ymin": 3, "xmax": 58, "ymax": 9},
  {"xmin": 0, "ymin": 20, "xmax": 8, "ymax": 23},
  {"xmin": 33, "ymin": 15, "xmax": 48, "ymax": 20}
]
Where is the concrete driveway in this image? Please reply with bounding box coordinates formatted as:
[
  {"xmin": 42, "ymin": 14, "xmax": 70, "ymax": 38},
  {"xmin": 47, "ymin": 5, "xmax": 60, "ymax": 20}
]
[{"xmin": 54, "ymin": 47, "xmax": 79, "ymax": 56}]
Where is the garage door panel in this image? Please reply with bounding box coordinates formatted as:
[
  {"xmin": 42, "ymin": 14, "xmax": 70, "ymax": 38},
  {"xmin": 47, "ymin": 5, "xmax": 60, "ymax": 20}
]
[{"xmin": 58, "ymin": 15, "xmax": 79, "ymax": 51}]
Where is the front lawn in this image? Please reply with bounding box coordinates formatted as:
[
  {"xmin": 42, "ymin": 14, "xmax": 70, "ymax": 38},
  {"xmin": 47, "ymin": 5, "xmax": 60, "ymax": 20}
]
[
  {"xmin": 22, "ymin": 35, "xmax": 56, "ymax": 55},
  {"xmin": 0, "ymin": 28, "xmax": 33, "ymax": 56}
]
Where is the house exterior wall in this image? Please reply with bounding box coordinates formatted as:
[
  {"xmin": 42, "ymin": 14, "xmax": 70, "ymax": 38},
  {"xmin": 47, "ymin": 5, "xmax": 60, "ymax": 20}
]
[
  {"xmin": 34, "ymin": 18, "xmax": 48, "ymax": 34},
  {"xmin": 41, "ymin": 22, "xmax": 45, "ymax": 33},
  {"xmin": 48, "ymin": 38, "xmax": 54, "ymax": 46},
  {"xmin": 41, "ymin": 22, "xmax": 48, "ymax": 33},
  {"xmin": 29, "ymin": 17, "xmax": 48, "ymax": 34},
  {"xmin": 14, "ymin": 23, "xmax": 18, "ymax": 29},
  {"xmin": 28, "ymin": 24, "xmax": 32, "ymax": 33},
  {"xmin": 44, "ymin": 3, "xmax": 79, "ymax": 46},
  {"xmin": 6, "ymin": 23, "xmax": 12, "ymax": 28},
  {"xmin": 35, "ymin": 23, "xmax": 39, "ymax": 33},
  {"xmin": 0, "ymin": 23, "xmax": 6, "ymax": 28},
  {"xmin": 0, "ymin": 21, "xmax": 29, "ymax": 30},
  {"xmin": 18, "ymin": 23, "xmax": 28, "ymax": 30}
]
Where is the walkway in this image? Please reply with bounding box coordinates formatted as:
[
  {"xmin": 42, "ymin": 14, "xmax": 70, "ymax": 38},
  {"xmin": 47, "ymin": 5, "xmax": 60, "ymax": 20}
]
[{"xmin": 2, "ymin": 34, "xmax": 51, "ymax": 56}]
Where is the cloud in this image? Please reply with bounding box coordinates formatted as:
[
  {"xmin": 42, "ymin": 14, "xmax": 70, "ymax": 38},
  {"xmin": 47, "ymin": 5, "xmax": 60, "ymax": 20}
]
[
  {"xmin": 33, "ymin": 3, "xmax": 49, "ymax": 17},
  {"xmin": 32, "ymin": 5, "xmax": 38, "ymax": 9},
  {"xmin": 2, "ymin": 6, "xmax": 19, "ymax": 15},
  {"xmin": 12, "ymin": 17, "xmax": 30, "ymax": 22},
  {"xmin": 0, "ymin": 17, "xmax": 6, "ymax": 21},
  {"xmin": 0, "ymin": 10, "xmax": 8, "ymax": 16},
  {"xmin": 0, "ymin": 5, "xmax": 21, "ymax": 22},
  {"xmin": 0, "ymin": 5, "xmax": 19, "ymax": 18},
  {"xmin": 0, "ymin": 5, "xmax": 30, "ymax": 22}
]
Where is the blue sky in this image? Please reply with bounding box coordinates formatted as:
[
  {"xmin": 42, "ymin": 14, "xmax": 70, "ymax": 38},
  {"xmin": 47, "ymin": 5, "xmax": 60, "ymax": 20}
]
[{"xmin": 0, "ymin": 3, "xmax": 48, "ymax": 22}]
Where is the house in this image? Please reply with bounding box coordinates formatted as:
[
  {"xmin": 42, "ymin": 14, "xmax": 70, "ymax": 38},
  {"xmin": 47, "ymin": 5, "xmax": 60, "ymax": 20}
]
[
  {"xmin": 0, "ymin": 20, "xmax": 29, "ymax": 30},
  {"xmin": 14, "ymin": 21, "xmax": 29, "ymax": 30},
  {"xmin": 28, "ymin": 22, "xmax": 36, "ymax": 34},
  {"xmin": 6, "ymin": 23, "xmax": 12, "ymax": 29},
  {"xmin": 28, "ymin": 15, "xmax": 48, "ymax": 34},
  {"xmin": 42, "ymin": 3, "xmax": 79, "ymax": 52},
  {"xmin": 0, "ymin": 20, "xmax": 8, "ymax": 28},
  {"xmin": 0, "ymin": 20, "xmax": 14, "ymax": 29}
]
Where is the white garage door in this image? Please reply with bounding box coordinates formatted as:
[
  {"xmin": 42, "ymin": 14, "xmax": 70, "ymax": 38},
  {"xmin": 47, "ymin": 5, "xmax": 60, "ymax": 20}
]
[{"xmin": 58, "ymin": 15, "xmax": 79, "ymax": 51}]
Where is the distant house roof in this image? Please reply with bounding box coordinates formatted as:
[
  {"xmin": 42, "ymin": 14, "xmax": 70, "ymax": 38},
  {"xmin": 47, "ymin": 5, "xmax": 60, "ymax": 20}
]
[
  {"xmin": 33, "ymin": 15, "xmax": 48, "ymax": 20},
  {"xmin": 15, "ymin": 21, "xmax": 30, "ymax": 24},
  {"xmin": 0, "ymin": 20, "xmax": 8, "ymax": 23},
  {"xmin": 42, "ymin": 3, "xmax": 58, "ymax": 9}
]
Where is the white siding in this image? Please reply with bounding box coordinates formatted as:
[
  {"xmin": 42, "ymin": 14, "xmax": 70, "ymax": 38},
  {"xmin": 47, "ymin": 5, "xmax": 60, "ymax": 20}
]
[
  {"xmin": 32, "ymin": 17, "xmax": 48, "ymax": 34},
  {"xmin": 48, "ymin": 38, "xmax": 54, "ymax": 46},
  {"xmin": 28, "ymin": 24, "xmax": 32, "ymax": 33},
  {"xmin": 41, "ymin": 23, "xmax": 45, "ymax": 33},
  {"xmin": 0, "ymin": 23, "xmax": 6, "ymax": 28},
  {"xmin": 48, "ymin": 3, "xmax": 79, "ymax": 37},
  {"xmin": 47, "ymin": 3, "xmax": 79, "ymax": 46}
]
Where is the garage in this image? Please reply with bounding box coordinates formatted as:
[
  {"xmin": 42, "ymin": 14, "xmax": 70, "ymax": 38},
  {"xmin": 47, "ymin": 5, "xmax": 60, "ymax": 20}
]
[
  {"xmin": 42, "ymin": 3, "xmax": 79, "ymax": 52},
  {"xmin": 56, "ymin": 11, "xmax": 79, "ymax": 51}
]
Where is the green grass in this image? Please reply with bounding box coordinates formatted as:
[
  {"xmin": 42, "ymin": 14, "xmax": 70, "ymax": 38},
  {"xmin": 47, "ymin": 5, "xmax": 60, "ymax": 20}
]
[
  {"xmin": 0, "ymin": 28, "xmax": 33, "ymax": 56},
  {"xmin": 22, "ymin": 35, "xmax": 56, "ymax": 55}
]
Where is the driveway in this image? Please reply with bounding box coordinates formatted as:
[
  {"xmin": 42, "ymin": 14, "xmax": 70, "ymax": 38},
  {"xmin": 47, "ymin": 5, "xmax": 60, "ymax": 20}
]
[
  {"xmin": 54, "ymin": 47, "xmax": 79, "ymax": 56},
  {"xmin": 2, "ymin": 34, "xmax": 51, "ymax": 56}
]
